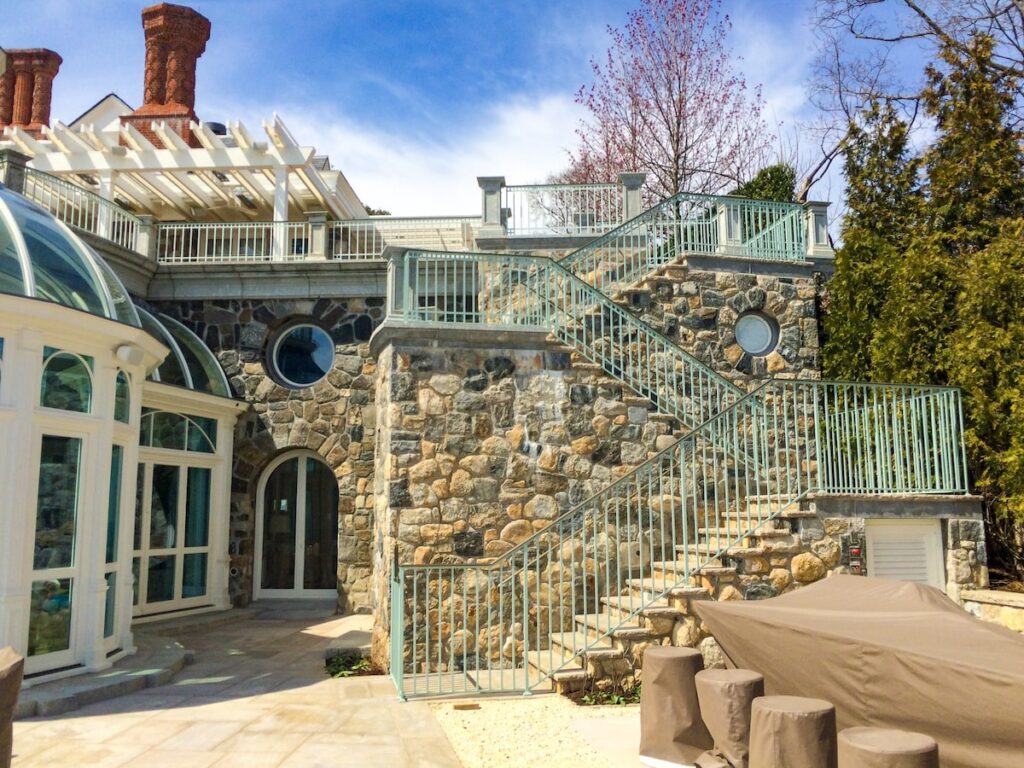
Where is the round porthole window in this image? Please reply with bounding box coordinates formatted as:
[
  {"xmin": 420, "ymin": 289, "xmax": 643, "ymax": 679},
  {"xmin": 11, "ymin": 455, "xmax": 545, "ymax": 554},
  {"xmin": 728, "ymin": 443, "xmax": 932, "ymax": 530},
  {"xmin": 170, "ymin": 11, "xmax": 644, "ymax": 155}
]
[
  {"xmin": 271, "ymin": 324, "xmax": 335, "ymax": 388},
  {"xmin": 734, "ymin": 313, "xmax": 779, "ymax": 356}
]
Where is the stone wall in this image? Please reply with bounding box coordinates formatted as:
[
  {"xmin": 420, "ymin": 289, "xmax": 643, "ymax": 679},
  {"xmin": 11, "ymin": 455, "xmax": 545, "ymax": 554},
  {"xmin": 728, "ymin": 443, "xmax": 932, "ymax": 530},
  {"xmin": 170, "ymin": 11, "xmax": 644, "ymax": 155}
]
[
  {"xmin": 152, "ymin": 296, "xmax": 384, "ymax": 611},
  {"xmin": 633, "ymin": 264, "xmax": 822, "ymax": 386},
  {"xmin": 369, "ymin": 332, "xmax": 681, "ymax": 665}
]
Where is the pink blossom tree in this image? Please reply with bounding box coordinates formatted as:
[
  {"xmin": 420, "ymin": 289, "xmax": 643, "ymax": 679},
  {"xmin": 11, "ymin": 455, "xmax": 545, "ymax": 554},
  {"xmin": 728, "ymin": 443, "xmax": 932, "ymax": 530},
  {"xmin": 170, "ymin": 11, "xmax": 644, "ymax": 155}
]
[{"xmin": 560, "ymin": 0, "xmax": 773, "ymax": 200}]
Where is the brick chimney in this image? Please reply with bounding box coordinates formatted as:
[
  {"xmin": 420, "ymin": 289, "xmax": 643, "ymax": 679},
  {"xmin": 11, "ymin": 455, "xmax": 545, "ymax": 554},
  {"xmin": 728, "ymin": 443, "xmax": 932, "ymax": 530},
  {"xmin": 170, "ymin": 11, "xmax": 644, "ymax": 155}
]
[
  {"xmin": 121, "ymin": 3, "xmax": 211, "ymax": 148},
  {"xmin": 0, "ymin": 48, "xmax": 62, "ymax": 138}
]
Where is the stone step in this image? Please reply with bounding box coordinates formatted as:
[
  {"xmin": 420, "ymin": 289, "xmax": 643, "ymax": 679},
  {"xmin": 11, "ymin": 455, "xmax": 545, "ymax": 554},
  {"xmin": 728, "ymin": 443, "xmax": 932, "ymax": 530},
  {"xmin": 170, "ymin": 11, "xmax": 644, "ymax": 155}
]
[
  {"xmin": 575, "ymin": 612, "xmax": 652, "ymax": 642},
  {"xmin": 551, "ymin": 630, "xmax": 623, "ymax": 661},
  {"xmin": 698, "ymin": 526, "xmax": 793, "ymax": 539},
  {"xmin": 600, "ymin": 595, "xmax": 681, "ymax": 625},
  {"xmin": 681, "ymin": 543, "xmax": 767, "ymax": 560},
  {"xmin": 524, "ymin": 649, "xmax": 590, "ymax": 692}
]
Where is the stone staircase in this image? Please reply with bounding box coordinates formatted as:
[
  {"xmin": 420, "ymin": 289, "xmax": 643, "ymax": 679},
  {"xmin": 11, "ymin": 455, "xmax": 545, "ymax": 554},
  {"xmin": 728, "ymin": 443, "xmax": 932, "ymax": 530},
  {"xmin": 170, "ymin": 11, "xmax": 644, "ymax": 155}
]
[{"xmin": 525, "ymin": 499, "xmax": 816, "ymax": 693}]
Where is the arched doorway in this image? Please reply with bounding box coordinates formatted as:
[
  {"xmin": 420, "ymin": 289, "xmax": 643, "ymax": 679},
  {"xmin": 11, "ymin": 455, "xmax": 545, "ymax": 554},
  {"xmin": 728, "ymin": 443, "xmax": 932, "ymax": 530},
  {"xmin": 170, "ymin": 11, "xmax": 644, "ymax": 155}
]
[{"xmin": 254, "ymin": 451, "xmax": 339, "ymax": 599}]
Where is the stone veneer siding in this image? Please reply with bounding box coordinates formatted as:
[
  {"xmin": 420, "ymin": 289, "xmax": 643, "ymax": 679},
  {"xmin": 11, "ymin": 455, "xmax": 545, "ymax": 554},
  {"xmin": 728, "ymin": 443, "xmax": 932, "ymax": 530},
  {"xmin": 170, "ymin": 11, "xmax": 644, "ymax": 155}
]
[
  {"xmin": 369, "ymin": 335, "xmax": 681, "ymax": 665},
  {"xmin": 151, "ymin": 297, "xmax": 384, "ymax": 612},
  {"xmin": 634, "ymin": 265, "xmax": 822, "ymax": 385}
]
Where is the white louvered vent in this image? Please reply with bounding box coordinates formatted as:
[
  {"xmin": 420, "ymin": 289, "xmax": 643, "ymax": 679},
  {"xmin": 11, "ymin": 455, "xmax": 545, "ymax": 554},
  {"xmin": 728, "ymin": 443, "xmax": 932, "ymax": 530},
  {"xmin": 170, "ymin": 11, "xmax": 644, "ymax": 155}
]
[{"xmin": 866, "ymin": 521, "xmax": 944, "ymax": 589}]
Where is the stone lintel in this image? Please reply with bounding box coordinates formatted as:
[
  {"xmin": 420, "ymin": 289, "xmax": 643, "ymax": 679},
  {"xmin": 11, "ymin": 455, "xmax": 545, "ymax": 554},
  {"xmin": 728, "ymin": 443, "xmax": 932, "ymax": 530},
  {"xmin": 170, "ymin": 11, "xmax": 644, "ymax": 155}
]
[
  {"xmin": 810, "ymin": 493, "xmax": 983, "ymax": 520},
  {"xmin": 681, "ymin": 253, "xmax": 819, "ymax": 279},
  {"xmin": 368, "ymin": 318, "xmax": 550, "ymax": 360}
]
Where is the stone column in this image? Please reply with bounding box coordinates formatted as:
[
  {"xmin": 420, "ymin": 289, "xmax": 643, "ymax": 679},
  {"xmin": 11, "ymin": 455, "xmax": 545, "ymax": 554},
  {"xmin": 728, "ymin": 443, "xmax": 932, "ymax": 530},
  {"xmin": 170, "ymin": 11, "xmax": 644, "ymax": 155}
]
[
  {"xmin": 306, "ymin": 211, "xmax": 328, "ymax": 261},
  {"xmin": 618, "ymin": 172, "xmax": 647, "ymax": 221},
  {"xmin": 134, "ymin": 215, "xmax": 158, "ymax": 260},
  {"xmin": 0, "ymin": 148, "xmax": 30, "ymax": 194},
  {"xmin": 803, "ymin": 201, "xmax": 833, "ymax": 262},
  {"xmin": 477, "ymin": 176, "xmax": 506, "ymax": 239}
]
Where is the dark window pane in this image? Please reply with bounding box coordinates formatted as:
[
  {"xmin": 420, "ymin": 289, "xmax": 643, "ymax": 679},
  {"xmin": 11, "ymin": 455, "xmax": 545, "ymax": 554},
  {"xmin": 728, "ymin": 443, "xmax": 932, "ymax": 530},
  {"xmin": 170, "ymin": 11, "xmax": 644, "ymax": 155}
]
[
  {"xmin": 133, "ymin": 464, "xmax": 145, "ymax": 551},
  {"xmin": 104, "ymin": 572, "xmax": 116, "ymax": 638},
  {"xmin": 28, "ymin": 578, "xmax": 73, "ymax": 656},
  {"xmin": 114, "ymin": 371, "xmax": 130, "ymax": 423},
  {"xmin": 132, "ymin": 558, "xmax": 140, "ymax": 606},
  {"xmin": 304, "ymin": 457, "xmax": 339, "ymax": 590},
  {"xmin": 35, "ymin": 435, "xmax": 81, "ymax": 569},
  {"xmin": 273, "ymin": 325, "xmax": 334, "ymax": 388},
  {"xmin": 40, "ymin": 351, "xmax": 93, "ymax": 412},
  {"xmin": 182, "ymin": 553, "xmax": 207, "ymax": 598},
  {"xmin": 147, "ymin": 555, "xmax": 176, "ymax": 603},
  {"xmin": 187, "ymin": 416, "xmax": 216, "ymax": 453},
  {"xmin": 149, "ymin": 412, "xmax": 186, "ymax": 450},
  {"xmin": 261, "ymin": 458, "xmax": 297, "ymax": 589},
  {"xmin": 106, "ymin": 445, "xmax": 123, "ymax": 564},
  {"xmin": 185, "ymin": 467, "xmax": 211, "ymax": 547},
  {"xmin": 150, "ymin": 465, "xmax": 179, "ymax": 549}
]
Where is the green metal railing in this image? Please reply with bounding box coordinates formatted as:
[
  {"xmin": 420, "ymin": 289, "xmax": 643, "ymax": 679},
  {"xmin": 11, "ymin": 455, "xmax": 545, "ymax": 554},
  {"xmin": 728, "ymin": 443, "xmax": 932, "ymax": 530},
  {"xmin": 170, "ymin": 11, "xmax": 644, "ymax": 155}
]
[
  {"xmin": 390, "ymin": 379, "xmax": 967, "ymax": 698},
  {"xmin": 560, "ymin": 192, "xmax": 807, "ymax": 298},
  {"xmin": 393, "ymin": 249, "xmax": 745, "ymax": 428}
]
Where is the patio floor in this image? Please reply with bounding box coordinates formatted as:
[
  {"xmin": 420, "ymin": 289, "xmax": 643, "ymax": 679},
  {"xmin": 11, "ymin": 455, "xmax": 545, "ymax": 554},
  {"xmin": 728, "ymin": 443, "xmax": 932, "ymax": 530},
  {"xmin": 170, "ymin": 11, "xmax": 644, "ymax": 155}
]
[{"xmin": 11, "ymin": 602, "xmax": 463, "ymax": 768}]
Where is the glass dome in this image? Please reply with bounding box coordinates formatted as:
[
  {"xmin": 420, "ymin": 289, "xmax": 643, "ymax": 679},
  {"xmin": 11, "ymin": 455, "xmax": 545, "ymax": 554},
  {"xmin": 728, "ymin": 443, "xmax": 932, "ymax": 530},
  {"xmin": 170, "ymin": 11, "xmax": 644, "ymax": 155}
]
[
  {"xmin": 0, "ymin": 185, "xmax": 140, "ymax": 327},
  {"xmin": 136, "ymin": 306, "xmax": 231, "ymax": 397}
]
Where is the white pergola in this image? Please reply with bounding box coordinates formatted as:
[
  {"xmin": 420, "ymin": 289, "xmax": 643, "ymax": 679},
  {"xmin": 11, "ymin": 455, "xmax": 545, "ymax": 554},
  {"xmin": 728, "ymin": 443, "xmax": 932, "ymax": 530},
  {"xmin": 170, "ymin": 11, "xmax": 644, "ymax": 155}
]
[{"xmin": 1, "ymin": 114, "xmax": 366, "ymax": 222}]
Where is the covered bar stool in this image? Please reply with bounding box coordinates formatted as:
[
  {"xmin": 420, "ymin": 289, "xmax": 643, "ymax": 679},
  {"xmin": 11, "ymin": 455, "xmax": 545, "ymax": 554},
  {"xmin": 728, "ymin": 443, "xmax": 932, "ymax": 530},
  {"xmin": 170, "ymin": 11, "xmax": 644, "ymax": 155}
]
[
  {"xmin": 749, "ymin": 695, "xmax": 837, "ymax": 768},
  {"xmin": 838, "ymin": 727, "xmax": 939, "ymax": 768},
  {"xmin": 640, "ymin": 647, "xmax": 714, "ymax": 767},
  {"xmin": 0, "ymin": 648, "xmax": 24, "ymax": 768},
  {"xmin": 694, "ymin": 668, "xmax": 765, "ymax": 768}
]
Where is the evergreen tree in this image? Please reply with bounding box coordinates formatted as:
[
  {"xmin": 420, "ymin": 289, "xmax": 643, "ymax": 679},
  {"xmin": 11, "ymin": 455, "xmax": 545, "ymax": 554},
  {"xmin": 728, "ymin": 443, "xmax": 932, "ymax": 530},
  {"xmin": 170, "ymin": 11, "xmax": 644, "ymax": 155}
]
[
  {"xmin": 869, "ymin": 34, "xmax": 1024, "ymax": 384},
  {"xmin": 822, "ymin": 103, "xmax": 920, "ymax": 381},
  {"xmin": 732, "ymin": 163, "xmax": 796, "ymax": 203}
]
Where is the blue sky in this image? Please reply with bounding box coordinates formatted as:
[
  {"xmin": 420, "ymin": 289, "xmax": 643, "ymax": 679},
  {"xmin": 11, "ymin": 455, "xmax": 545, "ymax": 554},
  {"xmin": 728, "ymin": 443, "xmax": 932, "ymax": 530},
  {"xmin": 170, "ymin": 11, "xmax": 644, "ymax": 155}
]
[{"xmin": 5, "ymin": 0, "xmax": 885, "ymax": 214}]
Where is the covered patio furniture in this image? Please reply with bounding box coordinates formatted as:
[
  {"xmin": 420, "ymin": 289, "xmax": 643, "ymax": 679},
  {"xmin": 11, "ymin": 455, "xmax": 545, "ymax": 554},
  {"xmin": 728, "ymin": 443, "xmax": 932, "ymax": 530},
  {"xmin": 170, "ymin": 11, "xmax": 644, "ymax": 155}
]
[
  {"xmin": 695, "ymin": 576, "xmax": 1024, "ymax": 768},
  {"xmin": 694, "ymin": 668, "xmax": 764, "ymax": 768},
  {"xmin": 0, "ymin": 647, "xmax": 24, "ymax": 768},
  {"xmin": 640, "ymin": 646, "xmax": 714, "ymax": 767},
  {"xmin": 838, "ymin": 727, "xmax": 939, "ymax": 768},
  {"xmin": 748, "ymin": 695, "xmax": 837, "ymax": 768}
]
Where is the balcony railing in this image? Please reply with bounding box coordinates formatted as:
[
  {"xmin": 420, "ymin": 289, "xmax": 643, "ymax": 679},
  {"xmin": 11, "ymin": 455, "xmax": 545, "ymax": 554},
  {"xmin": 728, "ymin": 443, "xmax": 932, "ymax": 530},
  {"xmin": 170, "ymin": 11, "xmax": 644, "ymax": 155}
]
[
  {"xmin": 328, "ymin": 217, "xmax": 478, "ymax": 260},
  {"xmin": 502, "ymin": 183, "xmax": 623, "ymax": 237},
  {"xmin": 10, "ymin": 165, "xmax": 143, "ymax": 253},
  {"xmin": 157, "ymin": 221, "xmax": 313, "ymax": 263}
]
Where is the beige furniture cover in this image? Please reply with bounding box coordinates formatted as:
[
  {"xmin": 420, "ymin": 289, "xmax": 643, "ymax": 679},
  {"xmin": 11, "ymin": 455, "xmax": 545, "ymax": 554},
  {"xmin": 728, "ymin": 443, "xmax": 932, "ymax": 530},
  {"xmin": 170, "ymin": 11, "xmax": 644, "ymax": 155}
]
[
  {"xmin": 748, "ymin": 695, "xmax": 837, "ymax": 768},
  {"xmin": 0, "ymin": 647, "xmax": 24, "ymax": 768},
  {"xmin": 838, "ymin": 727, "xmax": 939, "ymax": 768},
  {"xmin": 640, "ymin": 646, "xmax": 714, "ymax": 766},
  {"xmin": 695, "ymin": 576, "xmax": 1024, "ymax": 768},
  {"xmin": 695, "ymin": 668, "xmax": 764, "ymax": 768}
]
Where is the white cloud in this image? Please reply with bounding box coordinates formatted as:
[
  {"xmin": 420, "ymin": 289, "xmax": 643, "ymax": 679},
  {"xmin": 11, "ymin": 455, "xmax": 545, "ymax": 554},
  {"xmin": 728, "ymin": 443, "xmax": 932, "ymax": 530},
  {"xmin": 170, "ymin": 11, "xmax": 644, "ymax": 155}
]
[{"xmin": 225, "ymin": 94, "xmax": 584, "ymax": 216}]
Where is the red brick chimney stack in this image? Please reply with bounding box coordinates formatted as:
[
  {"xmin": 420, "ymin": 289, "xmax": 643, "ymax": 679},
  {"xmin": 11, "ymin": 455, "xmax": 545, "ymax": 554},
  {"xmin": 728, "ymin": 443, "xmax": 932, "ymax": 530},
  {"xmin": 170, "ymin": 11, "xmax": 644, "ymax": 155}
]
[
  {"xmin": 121, "ymin": 3, "xmax": 211, "ymax": 147},
  {"xmin": 0, "ymin": 48, "xmax": 62, "ymax": 138}
]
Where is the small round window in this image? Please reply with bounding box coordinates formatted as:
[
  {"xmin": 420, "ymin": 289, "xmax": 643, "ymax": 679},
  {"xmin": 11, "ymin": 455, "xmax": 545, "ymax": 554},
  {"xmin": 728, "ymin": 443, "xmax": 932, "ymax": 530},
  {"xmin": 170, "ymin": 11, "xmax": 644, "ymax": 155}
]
[
  {"xmin": 271, "ymin": 324, "xmax": 335, "ymax": 388},
  {"xmin": 735, "ymin": 313, "xmax": 778, "ymax": 356}
]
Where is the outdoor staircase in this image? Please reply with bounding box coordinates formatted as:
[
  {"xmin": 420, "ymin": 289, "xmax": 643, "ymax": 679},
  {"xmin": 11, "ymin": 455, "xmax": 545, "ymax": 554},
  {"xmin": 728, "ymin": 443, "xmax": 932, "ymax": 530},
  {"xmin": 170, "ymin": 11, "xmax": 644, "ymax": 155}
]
[{"xmin": 387, "ymin": 195, "xmax": 969, "ymax": 699}]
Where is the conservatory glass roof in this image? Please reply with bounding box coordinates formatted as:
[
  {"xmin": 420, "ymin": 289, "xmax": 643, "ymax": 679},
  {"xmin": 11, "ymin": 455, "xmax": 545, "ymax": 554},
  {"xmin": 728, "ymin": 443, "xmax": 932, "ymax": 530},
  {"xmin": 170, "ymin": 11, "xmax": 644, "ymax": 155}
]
[
  {"xmin": 136, "ymin": 305, "xmax": 231, "ymax": 397},
  {"xmin": 0, "ymin": 184, "xmax": 140, "ymax": 326}
]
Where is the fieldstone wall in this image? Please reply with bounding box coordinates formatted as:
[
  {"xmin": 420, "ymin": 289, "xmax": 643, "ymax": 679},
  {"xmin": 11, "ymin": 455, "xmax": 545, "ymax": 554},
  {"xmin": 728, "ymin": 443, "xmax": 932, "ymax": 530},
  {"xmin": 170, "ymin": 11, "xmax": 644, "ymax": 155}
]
[
  {"xmin": 369, "ymin": 336, "xmax": 681, "ymax": 666},
  {"xmin": 632, "ymin": 265, "xmax": 821, "ymax": 386},
  {"xmin": 151, "ymin": 296, "xmax": 385, "ymax": 612}
]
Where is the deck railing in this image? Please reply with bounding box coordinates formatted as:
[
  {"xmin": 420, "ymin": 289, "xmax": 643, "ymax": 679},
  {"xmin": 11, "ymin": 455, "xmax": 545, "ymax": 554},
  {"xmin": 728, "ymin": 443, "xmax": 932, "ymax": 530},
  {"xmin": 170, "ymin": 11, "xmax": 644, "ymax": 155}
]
[
  {"xmin": 392, "ymin": 249, "xmax": 744, "ymax": 429},
  {"xmin": 12, "ymin": 165, "xmax": 143, "ymax": 253},
  {"xmin": 502, "ymin": 183, "xmax": 624, "ymax": 237},
  {"xmin": 561, "ymin": 193, "xmax": 806, "ymax": 297},
  {"xmin": 390, "ymin": 378, "xmax": 967, "ymax": 697},
  {"xmin": 328, "ymin": 216, "xmax": 478, "ymax": 260},
  {"xmin": 157, "ymin": 221, "xmax": 312, "ymax": 263}
]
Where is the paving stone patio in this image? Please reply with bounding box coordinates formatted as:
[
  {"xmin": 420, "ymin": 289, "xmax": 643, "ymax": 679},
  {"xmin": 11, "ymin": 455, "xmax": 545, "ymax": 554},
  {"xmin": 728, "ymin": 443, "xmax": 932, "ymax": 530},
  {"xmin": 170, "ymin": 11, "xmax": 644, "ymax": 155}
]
[{"xmin": 11, "ymin": 603, "xmax": 462, "ymax": 768}]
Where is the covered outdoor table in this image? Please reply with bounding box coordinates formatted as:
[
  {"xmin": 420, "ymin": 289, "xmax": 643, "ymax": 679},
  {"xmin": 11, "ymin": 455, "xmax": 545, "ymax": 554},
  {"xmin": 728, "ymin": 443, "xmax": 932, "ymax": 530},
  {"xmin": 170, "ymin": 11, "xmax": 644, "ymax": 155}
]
[
  {"xmin": 748, "ymin": 695, "xmax": 837, "ymax": 768},
  {"xmin": 0, "ymin": 647, "xmax": 24, "ymax": 768},
  {"xmin": 838, "ymin": 727, "xmax": 939, "ymax": 768},
  {"xmin": 695, "ymin": 576, "xmax": 1024, "ymax": 768},
  {"xmin": 640, "ymin": 646, "xmax": 714, "ymax": 767},
  {"xmin": 694, "ymin": 668, "xmax": 764, "ymax": 768}
]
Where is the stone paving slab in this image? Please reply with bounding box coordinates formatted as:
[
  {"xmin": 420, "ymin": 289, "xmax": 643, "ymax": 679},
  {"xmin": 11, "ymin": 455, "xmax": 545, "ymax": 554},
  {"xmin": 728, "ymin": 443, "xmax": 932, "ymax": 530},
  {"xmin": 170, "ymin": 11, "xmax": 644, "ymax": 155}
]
[{"xmin": 12, "ymin": 604, "xmax": 463, "ymax": 768}]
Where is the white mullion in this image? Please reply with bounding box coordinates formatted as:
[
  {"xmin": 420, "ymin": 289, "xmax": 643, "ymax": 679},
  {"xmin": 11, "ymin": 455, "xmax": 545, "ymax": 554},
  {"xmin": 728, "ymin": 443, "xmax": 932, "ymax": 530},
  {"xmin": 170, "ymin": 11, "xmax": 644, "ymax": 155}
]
[
  {"xmin": 295, "ymin": 457, "xmax": 307, "ymax": 591},
  {"xmin": 137, "ymin": 462, "xmax": 153, "ymax": 613}
]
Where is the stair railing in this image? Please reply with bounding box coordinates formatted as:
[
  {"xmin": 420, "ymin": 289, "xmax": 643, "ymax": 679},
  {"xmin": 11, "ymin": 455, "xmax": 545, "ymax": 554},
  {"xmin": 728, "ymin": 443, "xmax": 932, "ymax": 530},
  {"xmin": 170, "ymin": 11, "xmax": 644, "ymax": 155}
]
[
  {"xmin": 389, "ymin": 379, "xmax": 968, "ymax": 698},
  {"xmin": 559, "ymin": 193, "xmax": 806, "ymax": 299},
  {"xmin": 392, "ymin": 249, "xmax": 746, "ymax": 429}
]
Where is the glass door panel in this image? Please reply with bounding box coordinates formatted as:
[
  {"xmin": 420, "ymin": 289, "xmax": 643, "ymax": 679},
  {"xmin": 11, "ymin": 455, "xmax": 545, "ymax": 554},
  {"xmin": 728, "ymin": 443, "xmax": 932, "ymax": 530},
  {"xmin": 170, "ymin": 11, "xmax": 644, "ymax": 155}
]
[
  {"xmin": 261, "ymin": 458, "xmax": 298, "ymax": 590},
  {"xmin": 304, "ymin": 458, "xmax": 339, "ymax": 590}
]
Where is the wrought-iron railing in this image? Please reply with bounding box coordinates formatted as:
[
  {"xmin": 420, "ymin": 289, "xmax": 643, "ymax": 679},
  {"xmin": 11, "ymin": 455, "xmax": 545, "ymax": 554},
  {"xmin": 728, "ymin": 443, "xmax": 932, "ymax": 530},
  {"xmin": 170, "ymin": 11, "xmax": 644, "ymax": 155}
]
[
  {"xmin": 389, "ymin": 379, "xmax": 967, "ymax": 698},
  {"xmin": 393, "ymin": 249, "xmax": 744, "ymax": 428},
  {"xmin": 157, "ymin": 221, "xmax": 312, "ymax": 263},
  {"xmin": 329, "ymin": 216, "xmax": 478, "ymax": 260},
  {"xmin": 502, "ymin": 183, "xmax": 624, "ymax": 237},
  {"xmin": 561, "ymin": 192, "xmax": 806, "ymax": 298},
  {"xmin": 14, "ymin": 166, "xmax": 143, "ymax": 253}
]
